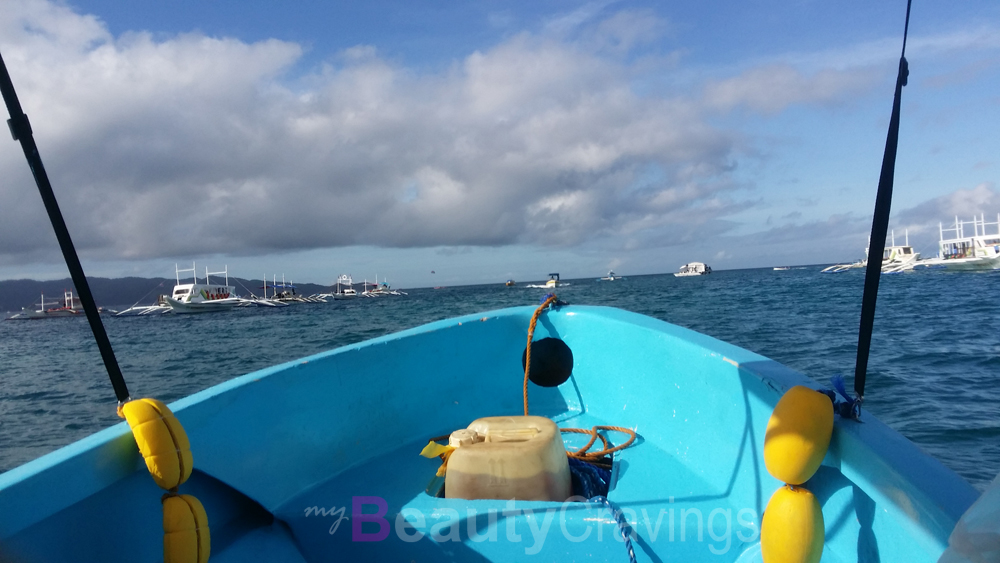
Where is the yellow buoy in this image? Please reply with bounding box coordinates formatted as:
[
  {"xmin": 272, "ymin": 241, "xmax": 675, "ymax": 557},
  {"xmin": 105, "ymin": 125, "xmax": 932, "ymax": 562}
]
[
  {"xmin": 120, "ymin": 398, "xmax": 193, "ymax": 490},
  {"xmin": 163, "ymin": 494, "xmax": 211, "ymax": 563},
  {"xmin": 763, "ymin": 385, "xmax": 833, "ymax": 485},
  {"xmin": 761, "ymin": 484, "xmax": 824, "ymax": 563}
]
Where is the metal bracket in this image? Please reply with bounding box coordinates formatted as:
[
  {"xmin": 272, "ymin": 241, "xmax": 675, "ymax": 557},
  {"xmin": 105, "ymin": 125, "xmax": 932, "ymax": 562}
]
[{"xmin": 7, "ymin": 113, "xmax": 31, "ymax": 141}]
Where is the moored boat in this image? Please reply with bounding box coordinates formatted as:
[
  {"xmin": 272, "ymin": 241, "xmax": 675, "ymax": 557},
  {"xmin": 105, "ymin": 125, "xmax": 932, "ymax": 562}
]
[
  {"xmin": 915, "ymin": 214, "xmax": 1000, "ymax": 271},
  {"xmin": 162, "ymin": 263, "xmax": 241, "ymax": 314},
  {"xmin": 674, "ymin": 262, "xmax": 711, "ymax": 277},
  {"xmin": 822, "ymin": 230, "xmax": 919, "ymax": 273},
  {"xmin": 321, "ymin": 274, "xmax": 359, "ymax": 300},
  {"xmin": 6, "ymin": 290, "xmax": 85, "ymax": 320}
]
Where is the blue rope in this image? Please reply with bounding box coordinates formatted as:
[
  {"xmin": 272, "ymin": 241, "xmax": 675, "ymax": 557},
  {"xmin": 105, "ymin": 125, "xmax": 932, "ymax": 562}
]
[
  {"xmin": 590, "ymin": 495, "xmax": 637, "ymax": 563},
  {"xmin": 540, "ymin": 293, "xmax": 569, "ymax": 307},
  {"xmin": 830, "ymin": 375, "xmax": 862, "ymax": 420},
  {"xmin": 569, "ymin": 457, "xmax": 611, "ymax": 498}
]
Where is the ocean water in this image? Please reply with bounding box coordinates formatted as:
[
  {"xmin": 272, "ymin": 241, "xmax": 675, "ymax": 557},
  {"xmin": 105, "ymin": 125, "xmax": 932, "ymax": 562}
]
[{"xmin": 1, "ymin": 267, "xmax": 997, "ymax": 492}]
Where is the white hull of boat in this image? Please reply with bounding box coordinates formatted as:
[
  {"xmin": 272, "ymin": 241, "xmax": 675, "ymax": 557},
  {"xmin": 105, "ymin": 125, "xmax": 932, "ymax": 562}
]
[
  {"xmin": 675, "ymin": 262, "xmax": 711, "ymax": 276},
  {"xmin": 163, "ymin": 297, "xmax": 241, "ymax": 314},
  {"xmin": 917, "ymin": 255, "xmax": 1000, "ymax": 271},
  {"xmin": 7, "ymin": 308, "xmax": 81, "ymax": 320}
]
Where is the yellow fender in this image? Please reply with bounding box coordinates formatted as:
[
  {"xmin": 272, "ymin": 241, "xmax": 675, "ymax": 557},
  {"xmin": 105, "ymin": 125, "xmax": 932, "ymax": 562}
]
[
  {"xmin": 120, "ymin": 398, "xmax": 193, "ymax": 490},
  {"xmin": 163, "ymin": 494, "xmax": 211, "ymax": 563},
  {"xmin": 761, "ymin": 484, "xmax": 824, "ymax": 563},
  {"xmin": 763, "ymin": 385, "xmax": 833, "ymax": 485}
]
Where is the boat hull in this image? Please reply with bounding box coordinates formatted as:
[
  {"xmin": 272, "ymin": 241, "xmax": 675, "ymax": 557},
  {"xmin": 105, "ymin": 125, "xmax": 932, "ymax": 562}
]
[
  {"xmin": 6, "ymin": 309, "xmax": 82, "ymax": 320},
  {"xmin": 0, "ymin": 306, "xmax": 977, "ymax": 562},
  {"xmin": 163, "ymin": 296, "xmax": 241, "ymax": 314},
  {"xmin": 917, "ymin": 255, "xmax": 1000, "ymax": 271}
]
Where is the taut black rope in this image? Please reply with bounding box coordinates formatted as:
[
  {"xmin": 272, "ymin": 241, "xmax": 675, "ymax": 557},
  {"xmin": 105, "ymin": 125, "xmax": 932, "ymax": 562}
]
[
  {"xmin": 0, "ymin": 50, "xmax": 130, "ymax": 403},
  {"xmin": 854, "ymin": 0, "xmax": 913, "ymax": 401}
]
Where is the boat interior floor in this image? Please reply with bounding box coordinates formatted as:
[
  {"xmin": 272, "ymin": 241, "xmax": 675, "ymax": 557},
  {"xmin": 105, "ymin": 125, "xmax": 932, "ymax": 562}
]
[{"xmin": 227, "ymin": 412, "xmax": 771, "ymax": 562}]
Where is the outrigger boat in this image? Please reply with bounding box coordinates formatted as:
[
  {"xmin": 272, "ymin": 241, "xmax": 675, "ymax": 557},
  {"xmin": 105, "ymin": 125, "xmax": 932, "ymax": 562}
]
[
  {"xmin": 821, "ymin": 231, "xmax": 919, "ymax": 274},
  {"xmin": 914, "ymin": 214, "xmax": 1000, "ymax": 271},
  {"xmin": 262, "ymin": 275, "xmax": 325, "ymax": 304},
  {"xmin": 6, "ymin": 290, "xmax": 86, "ymax": 320},
  {"xmin": 320, "ymin": 274, "xmax": 359, "ymax": 300},
  {"xmin": 163, "ymin": 264, "xmax": 241, "ymax": 314},
  {"xmin": 0, "ymin": 6, "xmax": 996, "ymax": 563}
]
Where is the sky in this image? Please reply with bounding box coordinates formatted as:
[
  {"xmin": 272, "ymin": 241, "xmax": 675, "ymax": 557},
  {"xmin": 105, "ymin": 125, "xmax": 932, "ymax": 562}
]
[{"xmin": 0, "ymin": 0, "xmax": 999, "ymax": 289}]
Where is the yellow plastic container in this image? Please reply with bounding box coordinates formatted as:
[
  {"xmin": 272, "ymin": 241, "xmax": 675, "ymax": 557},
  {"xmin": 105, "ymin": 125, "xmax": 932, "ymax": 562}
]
[{"xmin": 445, "ymin": 416, "xmax": 571, "ymax": 501}]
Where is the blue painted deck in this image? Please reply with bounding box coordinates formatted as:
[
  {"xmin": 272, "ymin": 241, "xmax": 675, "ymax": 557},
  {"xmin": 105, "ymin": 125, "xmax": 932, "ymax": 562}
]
[{"xmin": 0, "ymin": 305, "xmax": 978, "ymax": 561}]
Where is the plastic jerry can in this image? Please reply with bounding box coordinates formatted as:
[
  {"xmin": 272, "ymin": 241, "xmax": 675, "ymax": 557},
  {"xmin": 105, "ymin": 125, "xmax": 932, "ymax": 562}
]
[{"xmin": 445, "ymin": 415, "xmax": 571, "ymax": 501}]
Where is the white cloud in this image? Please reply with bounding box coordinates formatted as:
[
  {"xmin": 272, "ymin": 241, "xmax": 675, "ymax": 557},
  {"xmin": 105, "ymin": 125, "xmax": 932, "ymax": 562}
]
[
  {"xmin": 0, "ymin": 0, "xmax": 746, "ymax": 265},
  {"xmin": 897, "ymin": 183, "xmax": 1000, "ymax": 230},
  {"xmin": 703, "ymin": 64, "xmax": 880, "ymax": 114}
]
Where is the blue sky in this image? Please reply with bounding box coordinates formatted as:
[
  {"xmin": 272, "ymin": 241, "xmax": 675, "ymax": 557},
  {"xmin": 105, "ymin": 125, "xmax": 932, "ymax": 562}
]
[{"xmin": 1, "ymin": 0, "xmax": 999, "ymax": 288}]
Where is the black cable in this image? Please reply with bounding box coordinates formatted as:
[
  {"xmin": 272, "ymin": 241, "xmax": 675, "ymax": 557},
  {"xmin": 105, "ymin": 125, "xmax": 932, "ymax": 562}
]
[
  {"xmin": 0, "ymin": 50, "xmax": 130, "ymax": 403},
  {"xmin": 854, "ymin": 0, "xmax": 912, "ymax": 401}
]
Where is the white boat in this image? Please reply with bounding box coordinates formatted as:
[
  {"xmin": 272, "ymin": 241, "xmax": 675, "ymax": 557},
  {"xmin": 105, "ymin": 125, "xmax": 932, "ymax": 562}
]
[
  {"xmin": 598, "ymin": 270, "xmax": 623, "ymax": 281},
  {"xmin": 7, "ymin": 291, "xmax": 84, "ymax": 320},
  {"xmin": 367, "ymin": 282, "xmax": 406, "ymax": 296},
  {"xmin": 526, "ymin": 273, "xmax": 570, "ymax": 288},
  {"xmin": 264, "ymin": 275, "xmax": 323, "ymax": 303},
  {"xmin": 822, "ymin": 230, "xmax": 919, "ymax": 273},
  {"xmin": 880, "ymin": 231, "xmax": 921, "ymax": 273},
  {"xmin": 915, "ymin": 214, "xmax": 1000, "ymax": 271},
  {"xmin": 322, "ymin": 274, "xmax": 359, "ymax": 299},
  {"xmin": 162, "ymin": 263, "xmax": 241, "ymax": 314},
  {"xmin": 674, "ymin": 262, "xmax": 711, "ymax": 277}
]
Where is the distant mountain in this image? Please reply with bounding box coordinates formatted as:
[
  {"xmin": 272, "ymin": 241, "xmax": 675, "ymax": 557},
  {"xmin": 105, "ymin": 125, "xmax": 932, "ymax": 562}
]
[{"xmin": 0, "ymin": 277, "xmax": 334, "ymax": 313}]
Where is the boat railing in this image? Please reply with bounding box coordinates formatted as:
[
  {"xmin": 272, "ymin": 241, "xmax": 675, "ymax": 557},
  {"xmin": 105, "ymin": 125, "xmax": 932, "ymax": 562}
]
[
  {"xmin": 205, "ymin": 265, "xmax": 229, "ymax": 287},
  {"xmin": 176, "ymin": 262, "xmax": 198, "ymax": 285},
  {"xmin": 940, "ymin": 213, "xmax": 1000, "ymax": 243}
]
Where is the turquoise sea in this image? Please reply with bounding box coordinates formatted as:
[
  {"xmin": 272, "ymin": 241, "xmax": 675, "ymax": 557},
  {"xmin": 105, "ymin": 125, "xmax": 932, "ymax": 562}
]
[{"xmin": 1, "ymin": 267, "xmax": 997, "ymax": 491}]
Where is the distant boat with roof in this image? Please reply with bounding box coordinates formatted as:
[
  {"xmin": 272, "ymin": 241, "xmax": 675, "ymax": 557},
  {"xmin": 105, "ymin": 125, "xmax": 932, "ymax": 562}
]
[
  {"xmin": 915, "ymin": 214, "xmax": 1000, "ymax": 271},
  {"xmin": 162, "ymin": 263, "xmax": 241, "ymax": 314},
  {"xmin": 7, "ymin": 290, "xmax": 86, "ymax": 320},
  {"xmin": 598, "ymin": 270, "xmax": 623, "ymax": 281},
  {"xmin": 318, "ymin": 274, "xmax": 359, "ymax": 300},
  {"xmin": 822, "ymin": 230, "xmax": 919, "ymax": 273},
  {"xmin": 674, "ymin": 262, "xmax": 711, "ymax": 277},
  {"xmin": 526, "ymin": 273, "xmax": 570, "ymax": 288}
]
